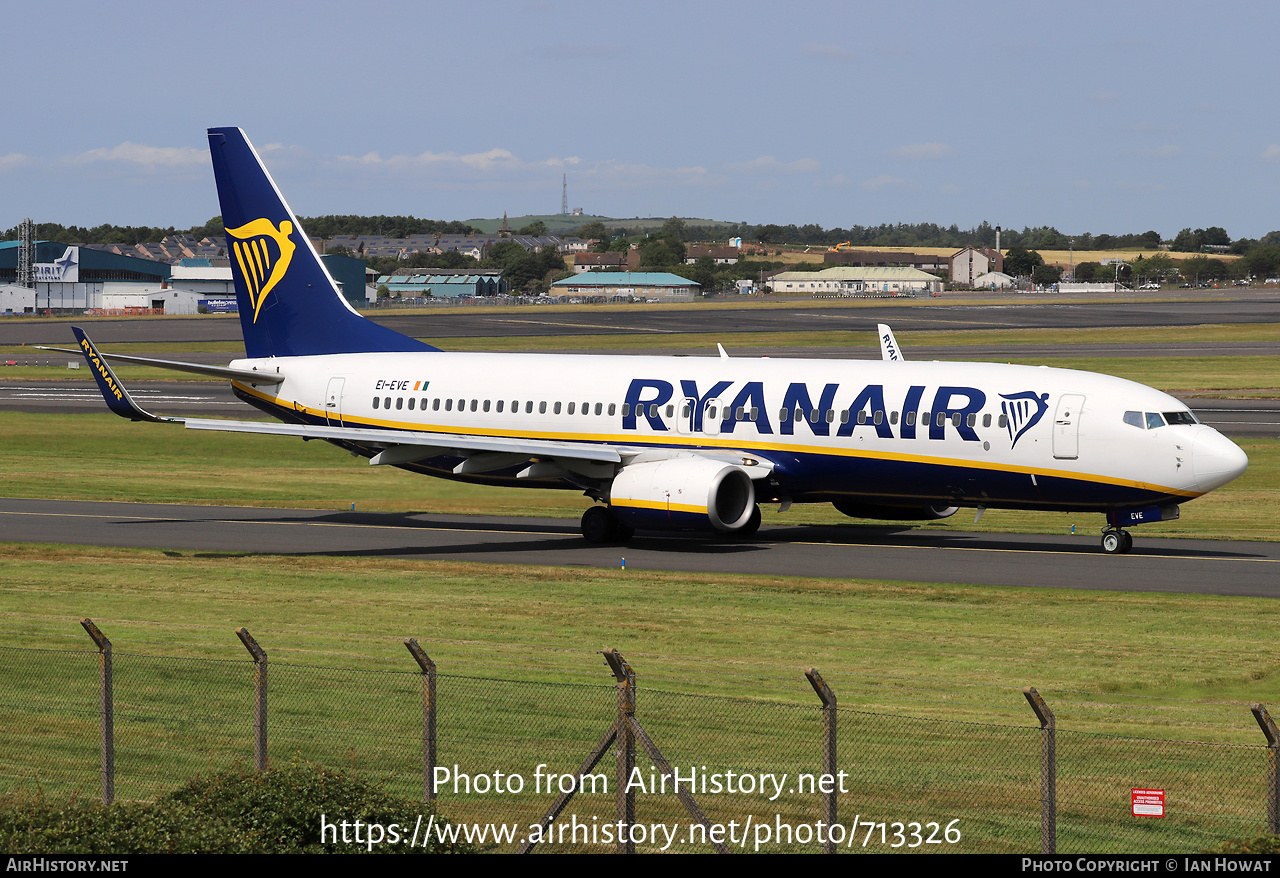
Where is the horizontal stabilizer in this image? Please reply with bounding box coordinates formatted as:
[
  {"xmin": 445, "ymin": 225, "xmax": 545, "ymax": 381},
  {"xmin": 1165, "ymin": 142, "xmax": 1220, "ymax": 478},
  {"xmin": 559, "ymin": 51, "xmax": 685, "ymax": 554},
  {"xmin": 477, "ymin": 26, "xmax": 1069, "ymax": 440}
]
[{"xmin": 36, "ymin": 342, "xmax": 285, "ymax": 384}]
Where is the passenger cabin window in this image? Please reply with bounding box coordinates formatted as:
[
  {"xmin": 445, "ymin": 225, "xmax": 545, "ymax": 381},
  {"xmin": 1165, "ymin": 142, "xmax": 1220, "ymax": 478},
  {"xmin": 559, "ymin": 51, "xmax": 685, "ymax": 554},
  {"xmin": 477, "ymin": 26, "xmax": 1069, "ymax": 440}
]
[{"xmin": 372, "ymin": 397, "xmax": 380, "ymax": 409}]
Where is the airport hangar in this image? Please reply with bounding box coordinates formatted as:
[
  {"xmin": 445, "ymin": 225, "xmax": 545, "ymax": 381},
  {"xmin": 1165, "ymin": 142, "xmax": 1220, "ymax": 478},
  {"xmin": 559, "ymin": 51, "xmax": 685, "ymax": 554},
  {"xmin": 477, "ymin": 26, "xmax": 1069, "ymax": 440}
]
[{"xmin": 0, "ymin": 240, "xmax": 368, "ymax": 315}]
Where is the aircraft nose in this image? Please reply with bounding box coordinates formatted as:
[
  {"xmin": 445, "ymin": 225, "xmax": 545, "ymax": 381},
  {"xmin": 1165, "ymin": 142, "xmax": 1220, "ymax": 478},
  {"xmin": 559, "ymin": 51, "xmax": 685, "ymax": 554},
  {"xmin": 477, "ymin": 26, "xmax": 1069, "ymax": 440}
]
[{"xmin": 1190, "ymin": 427, "xmax": 1248, "ymax": 491}]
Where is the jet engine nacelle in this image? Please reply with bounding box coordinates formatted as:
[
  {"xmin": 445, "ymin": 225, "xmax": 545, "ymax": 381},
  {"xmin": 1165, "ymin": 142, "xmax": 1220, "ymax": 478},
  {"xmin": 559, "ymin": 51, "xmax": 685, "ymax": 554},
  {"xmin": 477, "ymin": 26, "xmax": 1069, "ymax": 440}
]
[
  {"xmin": 610, "ymin": 458, "xmax": 756, "ymax": 533},
  {"xmin": 832, "ymin": 500, "xmax": 959, "ymax": 521}
]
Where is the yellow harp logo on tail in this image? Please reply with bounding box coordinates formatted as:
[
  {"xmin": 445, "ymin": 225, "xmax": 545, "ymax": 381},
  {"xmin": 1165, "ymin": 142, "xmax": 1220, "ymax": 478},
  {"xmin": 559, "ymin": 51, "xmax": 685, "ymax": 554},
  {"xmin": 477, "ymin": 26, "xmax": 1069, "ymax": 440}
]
[{"xmin": 225, "ymin": 218, "xmax": 297, "ymax": 323}]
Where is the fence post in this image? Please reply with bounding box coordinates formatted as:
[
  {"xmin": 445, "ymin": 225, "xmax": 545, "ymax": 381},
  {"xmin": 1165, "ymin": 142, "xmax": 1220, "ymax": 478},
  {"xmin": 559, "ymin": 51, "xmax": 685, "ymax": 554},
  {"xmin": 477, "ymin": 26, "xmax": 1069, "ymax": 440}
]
[
  {"xmin": 1023, "ymin": 687, "xmax": 1056, "ymax": 854},
  {"xmin": 1252, "ymin": 704, "xmax": 1279, "ymax": 834},
  {"xmin": 236, "ymin": 628, "xmax": 268, "ymax": 771},
  {"xmin": 80, "ymin": 619, "xmax": 113, "ymax": 805},
  {"xmin": 404, "ymin": 639, "xmax": 437, "ymax": 804},
  {"xmin": 603, "ymin": 648, "xmax": 636, "ymax": 854},
  {"xmin": 805, "ymin": 668, "xmax": 837, "ymax": 854}
]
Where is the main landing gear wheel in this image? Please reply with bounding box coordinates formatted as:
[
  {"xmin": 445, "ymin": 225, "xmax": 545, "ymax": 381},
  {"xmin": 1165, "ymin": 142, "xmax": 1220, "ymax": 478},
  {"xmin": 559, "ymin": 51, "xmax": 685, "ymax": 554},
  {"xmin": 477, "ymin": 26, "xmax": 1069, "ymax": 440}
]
[
  {"xmin": 1101, "ymin": 529, "xmax": 1133, "ymax": 555},
  {"xmin": 581, "ymin": 505, "xmax": 632, "ymax": 544}
]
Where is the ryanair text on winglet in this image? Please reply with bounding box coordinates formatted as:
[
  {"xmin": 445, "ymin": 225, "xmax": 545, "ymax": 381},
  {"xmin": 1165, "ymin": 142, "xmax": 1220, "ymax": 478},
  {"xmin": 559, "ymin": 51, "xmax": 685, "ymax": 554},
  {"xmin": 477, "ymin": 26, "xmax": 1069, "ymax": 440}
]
[{"xmin": 80, "ymin": 338, "xmax": 123, "ymax": 402}]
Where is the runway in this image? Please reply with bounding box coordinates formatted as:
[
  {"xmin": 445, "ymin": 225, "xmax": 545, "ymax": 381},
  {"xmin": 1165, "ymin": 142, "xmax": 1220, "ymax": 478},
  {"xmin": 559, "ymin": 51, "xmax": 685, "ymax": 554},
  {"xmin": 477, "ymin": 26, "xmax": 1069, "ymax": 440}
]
[
  {"xmin": 2, "ymin": 290, "xmax": 1278, "ymax": 348},
  {"xmin": 0, "ymin": 498, "xmax": 1276, "ymax": 598}
]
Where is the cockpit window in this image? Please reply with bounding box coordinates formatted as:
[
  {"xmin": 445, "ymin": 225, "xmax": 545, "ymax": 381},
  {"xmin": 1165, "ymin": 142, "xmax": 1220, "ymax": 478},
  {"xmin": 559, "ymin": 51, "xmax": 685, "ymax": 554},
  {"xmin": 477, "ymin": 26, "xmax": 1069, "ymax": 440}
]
[
  {"xmin": 1163, "ymin": 411, "xmax": 1198, "ymax": 426},
  {"xmin": 1145, "ymin": 412, "xmax": 1166, "ymax": 429},
  {"xmin": 1123, "ymin": 411, "xmax": 1144, "ymax": 429}
]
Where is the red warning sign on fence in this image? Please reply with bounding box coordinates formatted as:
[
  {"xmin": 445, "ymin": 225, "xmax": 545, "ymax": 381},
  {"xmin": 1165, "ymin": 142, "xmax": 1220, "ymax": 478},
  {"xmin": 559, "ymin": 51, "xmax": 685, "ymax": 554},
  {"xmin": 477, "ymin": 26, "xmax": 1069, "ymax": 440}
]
[{"xmin": 1132, "ymin": 788, "xmax": 1165, "ymax": 817}]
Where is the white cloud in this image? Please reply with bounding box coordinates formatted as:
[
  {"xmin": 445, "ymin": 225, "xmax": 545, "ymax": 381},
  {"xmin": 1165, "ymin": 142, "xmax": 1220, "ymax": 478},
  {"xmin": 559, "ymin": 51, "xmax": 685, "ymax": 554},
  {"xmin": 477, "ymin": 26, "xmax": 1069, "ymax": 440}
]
[
  {"xmin": 69, "ymin": 142, "xmax": 205, "ymax": 168},
  {"xmin": 802, "ymin": 43, "xmax": 857, "ymax": 61},
  {"xmin": 0, "ymin": 153, "xmax": 30, "ymax": 171},
  {"xmin": 335, "ymin": 147, "xmax": 585, "ymax": 176},
  {"xmin": 1260, "ymin": 145, "xmax": 1280, "ymax": 162},
  {"xmin": 893, "ymin": 142, "xmax": 952, "ymax": 160},
  {"xmin": 583, "ymin": 160, "xmax": 724, "ymax": 189},
  {"xmin": 863, "ymin": 174, "xmax": 904, "ymax": 190},
  {"xmin": 725, "ymin": 156, "xmax": 820, "ymax": 174},
  {"xmin": 1137, "ymin": 145, "xmax": 1181, "ymax": 159}
]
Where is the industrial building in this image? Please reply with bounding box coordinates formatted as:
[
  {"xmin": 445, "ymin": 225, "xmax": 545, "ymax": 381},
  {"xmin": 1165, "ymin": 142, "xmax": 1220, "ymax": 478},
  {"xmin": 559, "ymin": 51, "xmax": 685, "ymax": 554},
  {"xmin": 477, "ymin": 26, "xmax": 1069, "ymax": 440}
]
[
  {"xmin": 551, "ymin": 271, "xmax": 700, "ymax": 301},
  {"xmin": 0, "ymin": 240, "xmax": 367, "ymax": 314},
  {"xmin": 375, "ymin": 270, "xmax": 507, "ymax": 299},
  {"xmin": 766, "ymin": 266, "xmax": 943, "ymax": 296}
]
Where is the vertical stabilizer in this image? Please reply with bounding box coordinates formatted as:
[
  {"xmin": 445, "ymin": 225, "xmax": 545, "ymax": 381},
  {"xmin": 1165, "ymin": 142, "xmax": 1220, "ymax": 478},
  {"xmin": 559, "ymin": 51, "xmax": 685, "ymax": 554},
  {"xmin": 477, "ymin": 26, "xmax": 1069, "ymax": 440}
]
[
  {"xmin": 877, "ymin": 323, "xmax": 904, "ymax": 361},
  {"xmin": 208, "ymin": 127, "xmax": 437, "ymax": 358}
]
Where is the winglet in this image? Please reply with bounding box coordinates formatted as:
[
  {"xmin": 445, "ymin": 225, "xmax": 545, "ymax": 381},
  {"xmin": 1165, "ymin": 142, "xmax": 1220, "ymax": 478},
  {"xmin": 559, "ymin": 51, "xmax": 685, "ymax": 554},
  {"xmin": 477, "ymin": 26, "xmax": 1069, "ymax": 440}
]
[
  {"xmin": 72, "ymin": 327, "xmax": 178, "ymax": 423},
  {"xmin": 877, "ymin": 323, "xmax": 904, "ymax": 361}
]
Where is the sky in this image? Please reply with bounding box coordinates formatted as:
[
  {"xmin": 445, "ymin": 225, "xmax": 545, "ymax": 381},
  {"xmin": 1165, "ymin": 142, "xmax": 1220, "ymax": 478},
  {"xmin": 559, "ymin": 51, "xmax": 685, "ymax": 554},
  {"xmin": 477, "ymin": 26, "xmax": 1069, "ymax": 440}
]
[{"xmin": 5, "ymin": 0, "xmax": 1280, "ymax": 240}]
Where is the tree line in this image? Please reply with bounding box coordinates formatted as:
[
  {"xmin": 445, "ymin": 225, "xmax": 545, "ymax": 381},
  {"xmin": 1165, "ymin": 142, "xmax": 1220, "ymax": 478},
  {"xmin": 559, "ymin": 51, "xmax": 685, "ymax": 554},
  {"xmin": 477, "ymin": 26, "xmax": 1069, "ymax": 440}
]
[{"xmin": 1, "ymin": 215, "xmax": 479, "ymax": 247}]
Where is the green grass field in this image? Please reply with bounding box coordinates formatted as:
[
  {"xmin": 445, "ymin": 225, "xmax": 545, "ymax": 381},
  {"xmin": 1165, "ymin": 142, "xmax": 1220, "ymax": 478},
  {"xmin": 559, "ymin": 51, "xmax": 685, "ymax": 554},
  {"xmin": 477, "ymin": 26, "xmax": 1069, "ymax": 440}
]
[{"xmin": 1, "ymin": 546, "xmax": 1273, "ymax": 852}]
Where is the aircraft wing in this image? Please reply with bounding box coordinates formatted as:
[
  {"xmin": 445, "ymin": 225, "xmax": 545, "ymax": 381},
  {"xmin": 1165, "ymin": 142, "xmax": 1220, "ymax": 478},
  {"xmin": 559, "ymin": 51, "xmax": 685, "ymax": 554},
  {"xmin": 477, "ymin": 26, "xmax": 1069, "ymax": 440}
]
[
  {"xmin": 182, "ymin": 417, "xmax": 622, "ymax": 464},
  {"xmin": 66, "ymin": 327, "xmax": 775, "ymax": 479}
]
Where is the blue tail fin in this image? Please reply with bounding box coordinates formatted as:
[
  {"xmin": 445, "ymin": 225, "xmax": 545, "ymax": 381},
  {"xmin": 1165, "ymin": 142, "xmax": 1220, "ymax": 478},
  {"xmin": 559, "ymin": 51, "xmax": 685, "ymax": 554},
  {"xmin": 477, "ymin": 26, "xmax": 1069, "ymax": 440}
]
[{"xmin": 207, "ymin": 127, "xmax": 437, "ymax": 358}]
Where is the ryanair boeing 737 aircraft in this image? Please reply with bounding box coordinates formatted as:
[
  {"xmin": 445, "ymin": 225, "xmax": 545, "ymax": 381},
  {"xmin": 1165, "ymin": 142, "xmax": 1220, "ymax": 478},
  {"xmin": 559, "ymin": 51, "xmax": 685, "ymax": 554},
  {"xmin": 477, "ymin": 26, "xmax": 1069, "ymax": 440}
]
[{"xmin": 62, "ymin": 128, "xmax": 1249, "ymax": 554}]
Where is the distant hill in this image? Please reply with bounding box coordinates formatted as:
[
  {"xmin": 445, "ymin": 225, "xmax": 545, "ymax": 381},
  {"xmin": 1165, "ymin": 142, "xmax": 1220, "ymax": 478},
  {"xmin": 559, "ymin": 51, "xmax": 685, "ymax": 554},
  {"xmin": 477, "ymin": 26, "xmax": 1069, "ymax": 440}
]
[{"xmin": 463, "ymin": 214, "xmax": 739, "ymax": 236}]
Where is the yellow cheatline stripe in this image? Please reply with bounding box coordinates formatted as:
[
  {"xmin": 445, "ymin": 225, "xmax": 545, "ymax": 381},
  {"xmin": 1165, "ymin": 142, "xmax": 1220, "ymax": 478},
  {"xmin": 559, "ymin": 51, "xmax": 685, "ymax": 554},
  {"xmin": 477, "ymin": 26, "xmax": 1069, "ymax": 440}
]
[
  {"xmin": 612, "ymin": 498, "xmax": 706, "ymax": 514},
  {"xmin": 230, "ymin": 382, "xmax": 1201, "ymax": 499}
]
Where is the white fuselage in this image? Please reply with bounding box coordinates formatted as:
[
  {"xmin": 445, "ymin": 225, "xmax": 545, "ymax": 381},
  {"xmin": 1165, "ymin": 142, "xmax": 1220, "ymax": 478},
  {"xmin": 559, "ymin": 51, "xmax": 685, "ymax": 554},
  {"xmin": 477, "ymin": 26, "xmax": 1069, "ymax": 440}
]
[{"xmin": 226, "ymin": 350, "xmax": 1247, "ymax": 513}]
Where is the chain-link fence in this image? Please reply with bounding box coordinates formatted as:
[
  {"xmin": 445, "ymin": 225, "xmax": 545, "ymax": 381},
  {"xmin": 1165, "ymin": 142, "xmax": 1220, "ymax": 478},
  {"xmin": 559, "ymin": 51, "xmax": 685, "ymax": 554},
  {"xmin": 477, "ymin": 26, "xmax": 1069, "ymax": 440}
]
[{"xmin": 1, "ymin": 624, "xmax": 1276, "ymax": 854}]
